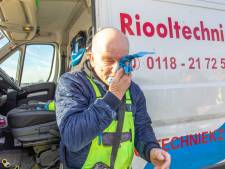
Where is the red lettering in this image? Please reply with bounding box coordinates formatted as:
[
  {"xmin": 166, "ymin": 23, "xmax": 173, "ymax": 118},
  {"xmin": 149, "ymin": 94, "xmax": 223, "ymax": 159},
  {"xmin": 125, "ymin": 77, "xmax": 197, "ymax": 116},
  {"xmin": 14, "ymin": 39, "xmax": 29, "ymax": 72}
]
[
  {"xmin": 218, "ymin": 129, "xmax": 224, "ymax": 141},
  {"xmin": 174, "ymin": 21, "xmax": 181, "ymax": 39},
  {"xmin": 182, "ymin": 26, "xmax": 192, "ymax": 40},
  {"xmin": 209, "ymin": 131, "xmax": 217, "ymax": 142},
  {"xmin": 135, "ymin": 14, "xmax": 141, "ymax": 36},
  {"xmin": 201, "ymin": 131, "xmax": 208, "ymax": 144},
  {"xmin": 143, "ymin": 22, "xmax": 155, "ymax": 37},
  {"xmin": 189, "ymin": 134, "xmax": 199, "ymax": 146},
  {"xmin": 193, "ymin": 27, "xmax": 201, "ymax": 40},
  {"xmin": 181, "ymin": 136, "xmax": 189, "ymax": 147},
  {"xmin": 158, "ymin": 128, "xmax": 225, "ymax": 152},
  {"xmin": 198, "ymin": 133, "xmax": 201, "ymax": 143},
  {"xmin": 220, "ymin": 24, "xmax": 224, "ymax": 41},
  {"xmin": 211, "ymin": 29, "xmax": 220, "ymax": 41},
  {"xmin": 120, "ymin": 13, "xmax": 134, "ymax": 35},
  {"xmin": 157, "ymin": 23, "xmax": 168, "ymax": 38},
  {"xmin": 119, "ymin": 13, "xmax": 224, "ymax": 42},
  {"xmin": 162, "ymin": 138, "xmax": 170, "ymax": 151},
  {"xmin": 200, "ymin": 21, "xmax": 211, "ymax": 40},
  {"xmin": 132, "ymin": 58, "xmax": 140, "ymax": 70},
  {"xmin": 168, "ymin": 17, "xmax": 173, "ymax": 38},
  {"xmin": 171, "ymin": 137, "xmax": 180, "ymax": 150}
]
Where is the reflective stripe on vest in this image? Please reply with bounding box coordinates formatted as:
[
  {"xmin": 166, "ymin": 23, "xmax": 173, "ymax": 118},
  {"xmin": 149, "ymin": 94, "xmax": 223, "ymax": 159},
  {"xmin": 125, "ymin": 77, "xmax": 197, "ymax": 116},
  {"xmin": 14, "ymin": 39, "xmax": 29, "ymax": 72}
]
[{"xmin": 82, "ymin": 77, "xmax": 135, "ymax": 169}]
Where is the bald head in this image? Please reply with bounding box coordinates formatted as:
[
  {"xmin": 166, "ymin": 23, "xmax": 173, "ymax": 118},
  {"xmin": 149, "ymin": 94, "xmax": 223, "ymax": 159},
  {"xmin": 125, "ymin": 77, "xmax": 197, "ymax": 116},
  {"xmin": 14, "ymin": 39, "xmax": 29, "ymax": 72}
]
[
  {"xmin": 89, "ymin": 28, "xmax": 130, "ymax": 85},
  {"xmin": 91, "ymin": 27, "xmax": 129, "ymax": 54}
]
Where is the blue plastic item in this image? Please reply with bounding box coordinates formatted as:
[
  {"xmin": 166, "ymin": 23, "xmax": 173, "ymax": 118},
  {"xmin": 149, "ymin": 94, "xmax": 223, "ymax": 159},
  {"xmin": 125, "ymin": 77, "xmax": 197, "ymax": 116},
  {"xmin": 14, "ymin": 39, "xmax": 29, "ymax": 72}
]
[
  {"xmin": 71, "ymin": 48, "xmax": 86, "ymax": 67},
  {"xmin": 118, "ymin": 51, "xmax": 154, "ymax": 74},
  {"xmin": 70, "ymin": 31, "xmax": 87, "ymax": 67},
  {"xmin": 107, "ymin": 51, "xmax": 155, "ymax": 84}
]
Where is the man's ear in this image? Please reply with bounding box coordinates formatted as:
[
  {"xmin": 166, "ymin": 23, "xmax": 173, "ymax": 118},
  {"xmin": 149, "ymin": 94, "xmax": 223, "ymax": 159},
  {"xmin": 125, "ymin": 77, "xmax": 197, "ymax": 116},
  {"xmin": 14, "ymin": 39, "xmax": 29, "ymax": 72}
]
[{"xmin": 87, "ymin": 51, "xmax": 94, "ymax": 67}]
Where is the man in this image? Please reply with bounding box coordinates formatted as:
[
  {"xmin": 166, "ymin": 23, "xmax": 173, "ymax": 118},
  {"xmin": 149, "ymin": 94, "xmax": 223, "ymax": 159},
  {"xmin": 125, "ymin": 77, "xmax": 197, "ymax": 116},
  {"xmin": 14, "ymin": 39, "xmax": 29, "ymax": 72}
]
[{"xmin": 55, "ymin": 27, "xmax": 171, "ymax": 169}]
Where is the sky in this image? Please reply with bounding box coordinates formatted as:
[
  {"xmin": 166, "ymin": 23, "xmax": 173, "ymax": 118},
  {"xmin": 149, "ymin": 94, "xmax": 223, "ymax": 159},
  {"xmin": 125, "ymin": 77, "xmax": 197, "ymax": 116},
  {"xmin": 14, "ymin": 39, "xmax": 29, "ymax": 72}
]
[{"xmin": 0, "ymin": 32, "xmax": 54, "ymax": 85}]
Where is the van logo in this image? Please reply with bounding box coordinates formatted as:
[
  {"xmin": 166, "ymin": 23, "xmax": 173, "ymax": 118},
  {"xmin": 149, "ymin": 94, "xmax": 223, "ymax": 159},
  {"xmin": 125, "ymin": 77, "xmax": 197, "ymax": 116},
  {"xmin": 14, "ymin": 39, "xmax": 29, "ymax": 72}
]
[{"xmin": 145, "ymin": 123, "xmax": 225, "ymax": 169}]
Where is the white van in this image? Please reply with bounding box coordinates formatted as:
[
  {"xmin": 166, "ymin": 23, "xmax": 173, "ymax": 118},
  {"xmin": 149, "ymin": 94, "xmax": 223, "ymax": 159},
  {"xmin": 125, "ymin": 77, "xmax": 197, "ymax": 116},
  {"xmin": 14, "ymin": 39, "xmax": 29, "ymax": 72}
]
[{"xmin": 0, "ymin": 0, "xmax": 224, "ymax": 169}]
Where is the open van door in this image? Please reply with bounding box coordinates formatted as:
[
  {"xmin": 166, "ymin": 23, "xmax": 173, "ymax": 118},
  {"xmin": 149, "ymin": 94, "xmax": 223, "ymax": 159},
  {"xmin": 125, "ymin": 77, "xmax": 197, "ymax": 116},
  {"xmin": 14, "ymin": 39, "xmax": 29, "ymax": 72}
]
[{"xmin": 0, "ymin": 0, "xmax": 94, "ymax": 167}]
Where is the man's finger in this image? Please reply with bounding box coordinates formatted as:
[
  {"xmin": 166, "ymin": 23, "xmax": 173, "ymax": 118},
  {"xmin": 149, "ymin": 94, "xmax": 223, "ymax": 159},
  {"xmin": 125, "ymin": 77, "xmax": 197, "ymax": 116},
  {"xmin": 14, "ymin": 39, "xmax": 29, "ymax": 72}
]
[
  {"xmin": 120, "ymin": 73, "xmax": 131, "ymax": 84},
  {"xmin": 115, "ymin": 68, "xmax": 124, "ymax": 79},
  {"xmin": 161, "ymin": 158, "xmax": 170, "ymax": 169},
  {"xmin": 161, "ymin": 151, "xmax": 171, "ymax": 169}
]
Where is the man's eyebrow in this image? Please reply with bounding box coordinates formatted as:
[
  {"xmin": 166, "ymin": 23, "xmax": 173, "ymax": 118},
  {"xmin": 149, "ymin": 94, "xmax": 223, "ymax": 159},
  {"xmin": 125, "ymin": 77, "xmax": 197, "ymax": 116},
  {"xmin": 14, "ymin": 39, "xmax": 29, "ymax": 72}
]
[{"xmin": 102, "ymin": 55, "xmax": 116, "ymax": 60}]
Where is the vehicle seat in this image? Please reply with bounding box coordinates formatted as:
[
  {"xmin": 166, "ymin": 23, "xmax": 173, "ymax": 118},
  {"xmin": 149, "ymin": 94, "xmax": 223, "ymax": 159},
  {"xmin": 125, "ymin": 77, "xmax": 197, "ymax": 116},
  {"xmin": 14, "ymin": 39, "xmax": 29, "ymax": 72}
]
[
  {"xmin": 7, "ymin": 102, "xmax": 56, "ymax": 128},
  {"xmin": 6, "ymin": 101, "xmax": 59, "ymax": 146}
]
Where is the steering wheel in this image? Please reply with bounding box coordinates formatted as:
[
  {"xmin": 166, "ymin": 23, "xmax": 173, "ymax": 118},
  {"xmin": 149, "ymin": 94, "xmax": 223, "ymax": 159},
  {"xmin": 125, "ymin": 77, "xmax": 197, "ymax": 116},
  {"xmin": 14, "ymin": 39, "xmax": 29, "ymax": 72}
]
[{"xmin": 0, "ymin": 68, "xmax": 21, "ymax": 91}]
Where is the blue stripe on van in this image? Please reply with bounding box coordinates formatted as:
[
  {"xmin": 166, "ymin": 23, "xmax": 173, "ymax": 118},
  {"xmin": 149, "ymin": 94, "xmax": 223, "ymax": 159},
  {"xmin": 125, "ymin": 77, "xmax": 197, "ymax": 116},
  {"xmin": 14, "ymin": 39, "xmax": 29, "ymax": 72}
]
[{"xmin": 144, "ymin": 123, "xmax": 225, "ymax": 169}]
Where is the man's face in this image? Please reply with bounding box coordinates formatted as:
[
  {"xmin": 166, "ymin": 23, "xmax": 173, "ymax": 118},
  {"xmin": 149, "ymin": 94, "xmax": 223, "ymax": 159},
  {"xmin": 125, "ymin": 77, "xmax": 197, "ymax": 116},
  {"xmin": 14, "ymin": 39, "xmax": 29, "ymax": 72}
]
[{"xmin": 91, "ymin": 50, "xmax": 128, "ymax": 85}]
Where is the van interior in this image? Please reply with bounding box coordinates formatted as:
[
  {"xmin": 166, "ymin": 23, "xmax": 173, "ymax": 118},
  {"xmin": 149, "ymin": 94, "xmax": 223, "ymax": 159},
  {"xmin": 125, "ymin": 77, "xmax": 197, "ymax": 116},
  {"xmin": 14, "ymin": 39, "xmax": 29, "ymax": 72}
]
[{"xmin": 0, "ymin": 0, "xmax": 93, "ymax": 168}]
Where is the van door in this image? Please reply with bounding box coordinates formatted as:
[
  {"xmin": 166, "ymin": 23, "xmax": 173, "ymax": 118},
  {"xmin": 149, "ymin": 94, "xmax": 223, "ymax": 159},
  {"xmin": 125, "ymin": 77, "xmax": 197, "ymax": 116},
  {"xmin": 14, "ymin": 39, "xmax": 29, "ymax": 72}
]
[
  {"xmin": 94, "ymin": 0, "xmax": 225, "ymax": 168},
  {"xmin": 0, "ymin": 42, "xmax": 57, "ymax": 108}
]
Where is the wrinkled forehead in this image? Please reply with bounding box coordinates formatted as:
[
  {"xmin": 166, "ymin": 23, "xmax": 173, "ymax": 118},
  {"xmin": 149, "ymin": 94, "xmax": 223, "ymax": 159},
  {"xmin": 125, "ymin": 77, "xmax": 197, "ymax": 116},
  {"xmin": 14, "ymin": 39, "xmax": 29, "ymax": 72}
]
[{"xmin": 93, "ymin": 50, "xmax": 128, "ymax": 61}]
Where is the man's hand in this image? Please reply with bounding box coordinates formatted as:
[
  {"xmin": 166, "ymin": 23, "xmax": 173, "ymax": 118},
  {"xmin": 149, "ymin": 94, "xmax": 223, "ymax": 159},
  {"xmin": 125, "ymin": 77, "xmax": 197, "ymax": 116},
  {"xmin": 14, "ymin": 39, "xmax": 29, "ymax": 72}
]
[
  {"xmin": 109, "ymin": 68, "xmax": 131, "ymax": 100},
  {"xmin": 150, "ymin": 148, "xmax": 171, "ymax": 169}
]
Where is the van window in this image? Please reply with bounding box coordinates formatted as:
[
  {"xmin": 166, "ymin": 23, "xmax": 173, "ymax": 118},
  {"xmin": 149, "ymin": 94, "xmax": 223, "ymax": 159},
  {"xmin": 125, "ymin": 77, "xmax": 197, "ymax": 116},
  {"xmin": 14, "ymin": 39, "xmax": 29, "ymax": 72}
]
[
  {"xmin": 0, "ymin": 30, "xmax": 9, "ymax": 49},
  {"xmin": 0, "ymin": 50, "xmax": 20, "ymax": 80},
  {"xmin": 21, "ymin": 44, "xmax": 54, "ymax": 85}
]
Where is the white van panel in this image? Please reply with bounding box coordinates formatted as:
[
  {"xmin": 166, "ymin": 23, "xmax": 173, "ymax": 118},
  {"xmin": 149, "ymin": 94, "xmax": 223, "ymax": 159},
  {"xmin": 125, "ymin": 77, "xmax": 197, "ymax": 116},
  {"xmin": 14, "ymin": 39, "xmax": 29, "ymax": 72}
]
[
  {"xmin": 95, "ymin": 0, "xmax": 225, "ymax": 168},
  {"xmin": 95, "ymin": 0, "xmax": 225, "ymax": 138}
]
